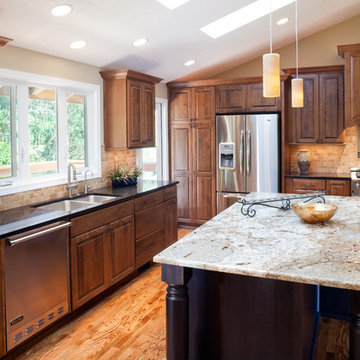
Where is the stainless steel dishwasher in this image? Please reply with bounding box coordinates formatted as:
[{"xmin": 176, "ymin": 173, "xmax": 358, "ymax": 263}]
[{"xmin": 4, "ymin": 221, "xmax": 71, "ymax": 351}]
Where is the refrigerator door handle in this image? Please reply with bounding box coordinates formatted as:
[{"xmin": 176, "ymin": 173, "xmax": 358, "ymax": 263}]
[
  {"xmin": 247, "ymin": 130, "xmax": 251, "ymax": 173},
  {"xmin": 240, "ymin": 130, "xmax": 244, "ymax": 174}
]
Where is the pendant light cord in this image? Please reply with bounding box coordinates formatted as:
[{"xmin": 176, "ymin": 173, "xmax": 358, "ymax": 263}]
[
  {"xmin": 269, "ymin": 0, "xmax": 272, "ymax": 53},
  {"xmin": 295, "ymin": 0, "xmax": 299, "ymax": 78}
]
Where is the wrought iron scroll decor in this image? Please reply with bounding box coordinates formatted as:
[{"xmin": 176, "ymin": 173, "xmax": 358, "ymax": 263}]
[{"xmin": 237, "ymin": 191, "xmax": 327, "ymax": 217}]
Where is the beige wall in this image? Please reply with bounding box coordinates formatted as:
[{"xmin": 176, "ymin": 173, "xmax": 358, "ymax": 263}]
[
  {"xmin": 0, "ymin": 45, "xmax": 138, "ymax": 211},
  {"xmin": 214, "ymin": 15, "xmax": 360, "ymax": 79}
]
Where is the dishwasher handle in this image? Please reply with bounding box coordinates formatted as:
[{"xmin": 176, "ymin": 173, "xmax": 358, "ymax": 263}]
[{"xmin": 6, "ymin": 222, "xmax": 71, "ymax": 246}]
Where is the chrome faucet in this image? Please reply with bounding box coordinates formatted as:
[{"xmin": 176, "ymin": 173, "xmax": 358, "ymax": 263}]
[
  {"xmin": 67, "ymin": 164, "xmax": 78, "ymax": 198},
  {"xmin": 84, "ymin": 169, "xmax": 94, "ymax": 194}
]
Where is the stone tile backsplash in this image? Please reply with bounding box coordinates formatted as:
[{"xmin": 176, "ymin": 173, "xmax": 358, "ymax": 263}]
[
  {"xmin": 289, "ymin": 125, "xmax": 360, "ymax": 174},
  {"xmin": 0, "ymin": 147, "xmax": 137, "ymax": 211}
]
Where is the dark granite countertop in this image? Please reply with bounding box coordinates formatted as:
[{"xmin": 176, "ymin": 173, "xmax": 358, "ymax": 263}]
[
  {"xmin": 285, "ymin": 172, "xmax": 350, "ymax": 180},
  {"xmin": 0, "ymin": 180, "xmax": 178, "ymax": 238}
]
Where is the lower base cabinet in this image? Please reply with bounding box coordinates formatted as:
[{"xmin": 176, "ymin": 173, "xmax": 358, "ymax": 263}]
[
  {"xmin": 285, "ymin": 177, "xmax": 351, "ymax": 196},
  {"xmin": 164, "ymin": 198, "xmax": 177, "ymax": 247},
  {"xmin": 71, "ymin": 212, "xmax": 135, "ymax": 310},
  {"xmin": 71, "ymin": 185, "xmax": 178, "ymax": 311}
]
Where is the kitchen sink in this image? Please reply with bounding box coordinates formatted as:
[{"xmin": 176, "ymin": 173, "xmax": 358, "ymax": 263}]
[
  {"xmin": 76, "ymin": 194, "xmax": 117, "ymax": 203},
  {"xmin": 35, "ymin": 194, "xmax": 117, "ymax": 212},
  {"xmin": 37, "ymin": 200, "xmax": 97, "ymax": 212}
]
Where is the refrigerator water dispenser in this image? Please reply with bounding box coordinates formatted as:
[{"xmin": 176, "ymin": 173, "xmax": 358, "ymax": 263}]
[{"xmin": 219, "ymin": 143, "xmax": 235, "ymax": 169}]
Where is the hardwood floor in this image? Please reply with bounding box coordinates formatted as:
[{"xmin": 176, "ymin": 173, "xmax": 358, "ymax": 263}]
[
  {"xmin": 314, "ymin": 318, "xmax": 349, "ymax": 360},
  {"xmin": 15, "ymin": 228, "xmax": 193, "ymax": 360},
  {"xmin": 12, "ymin": 227, "xmax": 349, "ymax": 359}
]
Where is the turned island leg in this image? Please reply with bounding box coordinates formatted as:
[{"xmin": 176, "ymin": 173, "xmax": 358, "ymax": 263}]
[
  {"xmin": 161, "ymin": 264, "xmax": 192, "ymax": 360},
  {"xmin": 350, "ymin": 291, "xmax": 360, "ymax": 359}
]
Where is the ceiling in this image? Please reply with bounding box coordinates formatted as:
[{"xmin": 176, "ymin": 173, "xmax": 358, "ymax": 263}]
[{"xmin": 1, "ymin": 0, "xmax": 360, "ymax": 83}]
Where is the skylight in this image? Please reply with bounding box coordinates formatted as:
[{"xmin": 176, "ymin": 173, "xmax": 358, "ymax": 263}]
[
  {"xmin": 157, "ymin": 0, "xmax": 190, "ymax": 10},
  {"xmin": 201, "ymin": 0, "xmax": 295, "ymax": 39}
]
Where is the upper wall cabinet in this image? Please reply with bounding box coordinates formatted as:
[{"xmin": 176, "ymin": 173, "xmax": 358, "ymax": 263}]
[
  {"xmin": 100, "ymin": 69, "xmax": 162, "ymax": 150},
  {"xmin": 338, "ymin": 44, "xmax": 360, "ymax": 127},
  {"xmin": 216, "ymin": 81, "xmax": 281, "ymax": 114},
  {"xmin": 284, "ymin": 66, "xmax": 345, "ymax": 144}
]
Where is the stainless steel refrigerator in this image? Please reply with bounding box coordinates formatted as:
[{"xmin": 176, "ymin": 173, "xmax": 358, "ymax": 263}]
[{"xmin": 216, "ymin": 114, "xmax": 279, "ymax": 213}]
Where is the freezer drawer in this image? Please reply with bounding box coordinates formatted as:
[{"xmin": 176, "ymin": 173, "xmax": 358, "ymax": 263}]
[{"xmin": 217, "ymin": 192, "xmax": 243, "ymax": 214}]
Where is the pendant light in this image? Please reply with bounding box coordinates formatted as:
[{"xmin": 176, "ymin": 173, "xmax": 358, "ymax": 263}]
[
  {"xmin": 263, "ymin": 0, "xmax": 280, "ymax": 98},
  {"xmin": 291, "ymin": 0, "xmax": 304, "ymax": 107}
]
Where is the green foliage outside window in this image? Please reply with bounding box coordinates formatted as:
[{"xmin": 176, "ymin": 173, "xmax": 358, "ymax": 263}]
[{"xmin": 0, "ymin": 96, "xmax": 86, "ymax": 168}]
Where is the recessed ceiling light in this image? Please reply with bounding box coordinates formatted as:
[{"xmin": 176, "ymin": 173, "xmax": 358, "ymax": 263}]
[
  {"xmin": 70, "ymin": 40, "xmax": 87, "ymax": 49},
  {"xmin": 277, "ymin": 17, "xmax": 289, "ymax": 25},
  {"xmin": 184, "ymin": 60, "xmax": 195, "ymax": 66},
  {"xmin": 51, "ymin": 4, "xmax": 72, "ymax": 17},
  {"xmin": 133, "ymin": 38, "xmax": 148, "ymax": 47},
  {"xmin": 157, "ymin": 0, "xmax": 190, "ymax": 10},
  {"xmin": 201, "ymin": 0, "xmax": 295, "ymax": 39}
]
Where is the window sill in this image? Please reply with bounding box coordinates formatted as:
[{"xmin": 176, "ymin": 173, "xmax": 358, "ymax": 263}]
[{"xmin": 0, "ymin": 172, "xmax": 102, "ymax": 197}]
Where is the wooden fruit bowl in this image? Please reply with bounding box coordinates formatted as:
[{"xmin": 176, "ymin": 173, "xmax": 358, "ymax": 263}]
[{"xmin": 291, "ymin": 202, "xmax": 338, "ymax": 224}]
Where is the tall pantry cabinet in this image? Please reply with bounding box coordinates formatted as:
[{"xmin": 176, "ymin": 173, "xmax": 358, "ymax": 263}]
[{"xmin": 168, "ymin": 85, "xmax": 216, "ymax": 227}]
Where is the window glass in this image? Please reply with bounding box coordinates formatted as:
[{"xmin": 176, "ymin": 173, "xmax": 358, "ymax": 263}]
[
  {"xmin": 142, "ymin": 147, "xmax": 157, "ymax": 180},
  {"xmin": 0, "ymin": 85, "xmax": 12, "ymax": 179},
  {"xmin": 141, "ymin": 105, "xmax": 162, "ymax": 180},
  {"xmin": 67, "ymin": 93, "xmax": 86, "ymax": 168},
  {"xmin": 28, "ymin": 87, "xmax": 57, "ymax": 176}
]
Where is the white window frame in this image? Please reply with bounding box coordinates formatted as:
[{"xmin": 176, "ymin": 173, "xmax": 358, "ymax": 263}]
[
  {"xmin": 137, "ymin": 97, "xmax": 168, "ymax": 181},
  {"xmin": 0, "ymin": 67, "xmax": 101, "ymax": 196}
]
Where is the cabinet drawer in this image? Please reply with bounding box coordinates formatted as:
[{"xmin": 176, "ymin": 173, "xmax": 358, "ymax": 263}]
[
  {"xmin": 135, "ymin": 203, "xmax": 164, "ymax": 239},
  {"xmin": 71, "ymin": 200, "xmax": 134, "ymax": 237},
  {"xmin": 164, "ymin": 185, "xmax": 177, "ymax": 201},
  {"xmin": 292, "ymin": 179, "xmax": 326, "ymax": 193},
  {"xmin": 136, "ymin": 228, "xmax": 164, "ymax": 268},
  {"xmin": 135, "ymin": 190, "xmax": 164, "ymax": 212}
]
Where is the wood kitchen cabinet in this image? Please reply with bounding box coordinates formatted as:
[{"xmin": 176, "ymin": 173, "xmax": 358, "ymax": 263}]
[
  {"xmin": 135, "ymin": 191, "xmax": 165, "ymax": 268},
  {"xmin": 216, "ymin": 81, "xmax": 281, "ymax": 113},
  {"xmin": 338, "ymin": 44, "xmax": 360, "ymax": 127},
  {"xmin": 285, "ymin": 177, "xmax": 350, "ymax": 196},
  {"xmin": 107, "ymin": 216, "xmax": 135, "ymax": 286},
  {"xmin": 284, "ymin": 66, "xmax": 344, "ymax": 144},
  {"xmin": 164, "ymin": 186, "xmax": 178, "ymax": 247},
  {"xmin": 70, "ymin": 200, "xmax": 134, "ymax": 309},
  {"xmin": 100, "ymin": 69, "xmax": 162, "ymax": 150},
  {"xmin": 169, "ymin": 85, "xmax": 216, "ymax": 226}
]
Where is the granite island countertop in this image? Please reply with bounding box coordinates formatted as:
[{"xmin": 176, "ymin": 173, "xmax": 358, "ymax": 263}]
[{"xmin": 154, "ymin": 192, "xmax": 360, "ymax": 290}]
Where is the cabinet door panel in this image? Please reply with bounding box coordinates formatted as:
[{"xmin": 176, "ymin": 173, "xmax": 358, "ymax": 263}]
[
  {"xmin": 170, "ymin": 88, "xmax": 192, "ymax": 123},
  {"xmin": 295, "ymin": 74, "xmax": 319, "ymax": 143},
  {"xmin": 292, "ymin": 179, "xmax": 326, "ymax": 193},
  {"xmin": 108, "ymin": 216, "xmax": 135, "ymax": 286},
  {"xmin": 174, "ymin": 174, "xmax": 191, "ymax": 221},
  {"xmin": 319, "ymin": 73, "xmax": 344, "ymax": 143},
  {"xmin": 71, "ymin": 227, "xmax": 107, "ymax": 309},
  {"xmin": 247, "ymin": 82, "xmax": 280, "ymax": 112},
  {"xmin": 344, "ymin": 53, "xmax": 360, "ymax": 126},
  {"xmin": 164, "ymin": 198, "xmax": 178, "ymax": 247},
  {"xmin": 136, "ymin": 228, "xmax": 164, "ymax": 268},
  {"xmin": 127, "ymin": 80, "xmax": 142, "ymax": 147},
  {"xmin": 194, "ymin": 175, "xmax": 215, "ymax": 222},
  {"xmin": 135, "ymin": 203, "xmax": 164, "ymax": 239},
  {"xmin": 172, "ymin": 125, "xmax": 191, "ymax": 172},
  {"xmin": 326, "ymin": 180, "xmax": 350, "ymax": 196},
  {"xmin": 193, "ymin": 125, "xmax": 215, "ymax": 173},
  {"xmin": 142, "ymin": 84, "xmax": 155, "ymax": 146},
  {"xmin": 193, "ymin": 87, "xmax": 215, "ymax": 123},
  {"xmin": 216, "ymin": 84, "xmax": 247, "ymax": 113}
]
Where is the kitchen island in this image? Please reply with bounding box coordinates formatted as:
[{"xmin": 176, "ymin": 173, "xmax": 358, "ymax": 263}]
[{"xmin": 154, "ymin": 193, "xmax": 360, "ymax": 360}]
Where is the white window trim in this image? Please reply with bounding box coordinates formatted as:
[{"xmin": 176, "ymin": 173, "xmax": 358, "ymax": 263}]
[
  {"xmin": 0, "ymin": 67, "xmax": 101, "ymax": 196},
  {"xmin": 156, "ymin": 97, "xmax": 169, "ymax": 181}
]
